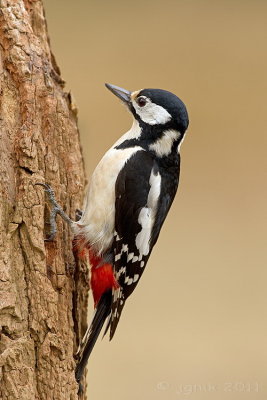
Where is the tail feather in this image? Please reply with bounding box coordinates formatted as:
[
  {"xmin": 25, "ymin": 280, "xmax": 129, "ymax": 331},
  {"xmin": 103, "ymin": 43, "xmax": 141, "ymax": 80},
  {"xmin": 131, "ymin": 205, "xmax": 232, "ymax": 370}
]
[
  {"xmin": 102, "ymin": 314, "xmax": 111, "ymax": 338},
  {"xmin": 75, "ymin": 290, "xmax": 112, "ymax": 382}
]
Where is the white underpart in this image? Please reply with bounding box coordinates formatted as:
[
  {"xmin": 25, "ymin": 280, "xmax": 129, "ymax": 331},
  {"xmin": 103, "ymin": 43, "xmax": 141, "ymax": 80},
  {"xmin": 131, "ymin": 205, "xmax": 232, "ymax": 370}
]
[
  {"xmin": 73, "ymin": 121, "xmax": 143, "ymax": 255},
  {"xmin": 149, "ymin": 129, "xmax": 181, "ymax": 157},
  {"xmin": 135, "ymin": 169, "xmax": 161, "ymax": 256},
  {"xmin": 132, "ymin": 98, "xmax": 172, "ymax": 125}
]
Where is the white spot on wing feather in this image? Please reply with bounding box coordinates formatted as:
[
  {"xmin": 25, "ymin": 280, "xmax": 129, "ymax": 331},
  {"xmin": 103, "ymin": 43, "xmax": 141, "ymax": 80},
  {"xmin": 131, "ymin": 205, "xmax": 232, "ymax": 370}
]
[
  {"xmin": 127, "ymin": 252, "xmax": 134, "ymax": 262},
  {"xmin": 115, "ymin": 253, "xmax": 121, "ymax": 262},
  {"xmin": 116, "ymin": 266, "xmax": 126, "ymax": 278},
  {"xmin": 122, "ymin": 244, "xmax": 128, "ymax": 252}
]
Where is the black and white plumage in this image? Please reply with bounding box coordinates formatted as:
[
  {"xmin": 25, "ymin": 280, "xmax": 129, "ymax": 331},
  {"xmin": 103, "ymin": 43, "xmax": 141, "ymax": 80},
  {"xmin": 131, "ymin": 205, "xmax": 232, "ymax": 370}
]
[{"xmin": 73, "ymin": 83, "xmax": 189, "ymax": 382}]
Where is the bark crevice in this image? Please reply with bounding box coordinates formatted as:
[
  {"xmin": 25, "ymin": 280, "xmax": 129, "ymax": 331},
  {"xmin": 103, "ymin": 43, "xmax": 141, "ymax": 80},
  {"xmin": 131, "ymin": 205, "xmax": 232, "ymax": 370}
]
[{"xmin": 0, "ymin": 1, "xmax": 89, "ymax": 399}]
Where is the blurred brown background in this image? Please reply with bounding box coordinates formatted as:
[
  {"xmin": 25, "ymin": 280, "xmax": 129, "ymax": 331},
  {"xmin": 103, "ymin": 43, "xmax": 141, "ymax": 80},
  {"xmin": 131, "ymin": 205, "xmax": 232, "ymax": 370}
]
[{"xmin": 44, "ymin": 1, "xmax": 267, "ymax": 399}]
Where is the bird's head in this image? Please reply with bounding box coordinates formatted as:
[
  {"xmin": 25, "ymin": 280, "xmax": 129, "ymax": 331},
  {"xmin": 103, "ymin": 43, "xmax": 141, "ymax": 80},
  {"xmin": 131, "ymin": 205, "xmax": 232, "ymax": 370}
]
[{"xmin": 105, "ymin": 83, "xmax": 189, "ymax": 135}]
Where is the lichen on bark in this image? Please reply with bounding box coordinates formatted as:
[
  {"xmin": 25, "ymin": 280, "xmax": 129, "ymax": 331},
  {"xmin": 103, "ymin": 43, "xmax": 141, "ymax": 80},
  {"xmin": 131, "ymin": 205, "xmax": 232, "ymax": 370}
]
[{"xmin": 0, "ymin": 1, "xmax": 88, "ymax": 399}]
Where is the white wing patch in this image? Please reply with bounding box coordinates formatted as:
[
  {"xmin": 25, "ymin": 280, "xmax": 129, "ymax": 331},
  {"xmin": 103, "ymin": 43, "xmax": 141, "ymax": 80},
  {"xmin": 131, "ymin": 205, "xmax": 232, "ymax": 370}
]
[
  {"xmin": 111, "ymin": 168, "xmax": 162, "ymax": 326},
  {"xmin": 135, "ymin": 208, "xmax": 152, "ymax": 256},
  {"xmin": 135, "ymin": 168, "xmax": 161, "ymax": 256},
  {"xmin": 149, "ymin": 129, "xmax": 181, "ymax": 157}
]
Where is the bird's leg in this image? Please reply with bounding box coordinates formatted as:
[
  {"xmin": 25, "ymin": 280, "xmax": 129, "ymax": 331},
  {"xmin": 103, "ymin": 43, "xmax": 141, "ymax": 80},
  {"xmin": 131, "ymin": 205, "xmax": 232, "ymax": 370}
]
[{"xmin": 35, "ymin": 183, "xmax": 74, "ymax": 241}]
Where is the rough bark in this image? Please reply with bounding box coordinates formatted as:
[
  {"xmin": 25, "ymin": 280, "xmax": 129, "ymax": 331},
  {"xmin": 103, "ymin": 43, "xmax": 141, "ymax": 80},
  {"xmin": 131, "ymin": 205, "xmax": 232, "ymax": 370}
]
[{"xmin": 0, "ymin": 1, "xmax": 88, "ymax": 399}]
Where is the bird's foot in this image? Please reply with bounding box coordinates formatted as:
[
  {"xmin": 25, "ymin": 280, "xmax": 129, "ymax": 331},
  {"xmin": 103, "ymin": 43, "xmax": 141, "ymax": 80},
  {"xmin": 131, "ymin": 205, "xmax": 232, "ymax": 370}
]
[{"xmin": 35, "ymin": 183, "xmax": 74, "ymax": 241}]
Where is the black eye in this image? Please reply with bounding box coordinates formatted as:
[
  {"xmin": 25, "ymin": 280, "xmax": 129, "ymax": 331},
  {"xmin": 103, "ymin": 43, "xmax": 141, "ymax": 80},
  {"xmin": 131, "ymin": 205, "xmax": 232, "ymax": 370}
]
[{"xmin": 136, "ymin": 96, "xmax": 147, "ymax": 107}]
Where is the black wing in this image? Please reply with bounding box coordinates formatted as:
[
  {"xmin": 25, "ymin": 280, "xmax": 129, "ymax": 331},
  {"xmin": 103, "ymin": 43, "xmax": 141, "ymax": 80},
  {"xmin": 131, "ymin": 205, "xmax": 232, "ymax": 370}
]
[{"xmin": 109, "ymin": 150, "xmax": 180, "ymax": 339}]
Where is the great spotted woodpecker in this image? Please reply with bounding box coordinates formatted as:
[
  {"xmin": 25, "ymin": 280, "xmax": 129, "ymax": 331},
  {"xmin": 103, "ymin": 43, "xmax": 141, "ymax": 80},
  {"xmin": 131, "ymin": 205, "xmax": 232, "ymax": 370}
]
[{"xmin": 38, "ymin": 83, "xmax": 189, "ymax": 383}]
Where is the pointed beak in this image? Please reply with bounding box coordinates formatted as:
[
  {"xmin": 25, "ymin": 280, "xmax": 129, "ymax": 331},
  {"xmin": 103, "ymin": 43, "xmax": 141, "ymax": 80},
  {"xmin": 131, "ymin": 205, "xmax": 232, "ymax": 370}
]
[{"xmin": 105, "ymin": 83, "xmax": 131, "ymax": 105}]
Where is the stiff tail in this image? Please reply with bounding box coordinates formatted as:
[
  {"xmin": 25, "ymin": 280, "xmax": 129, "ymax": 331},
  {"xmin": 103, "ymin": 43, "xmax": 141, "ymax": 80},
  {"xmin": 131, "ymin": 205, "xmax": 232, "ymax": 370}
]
[{"xmin": 75, "ymin": 290, "xmax": 112, "ymax": 382}]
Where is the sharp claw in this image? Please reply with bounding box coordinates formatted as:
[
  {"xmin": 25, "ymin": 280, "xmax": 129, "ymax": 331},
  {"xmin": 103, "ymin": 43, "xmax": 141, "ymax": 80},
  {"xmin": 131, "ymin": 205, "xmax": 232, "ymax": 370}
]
[
  {"xmin": 35, "ymin": 182, "xmax": 74, "ymax": 240},
  {"xmin": 35, "ymin": 183, "xmax": 58, "ymax": 207},
  {"xmin": 35, "ymin": 182, "xmax": 54, "ymax": 193},
  {"xmin": 75, "ymin": 209, "xmax": 83, "ymax": 222},
  {"xmin": 44, "ymin": 235, "xmax": 56, "ymax": 242}
]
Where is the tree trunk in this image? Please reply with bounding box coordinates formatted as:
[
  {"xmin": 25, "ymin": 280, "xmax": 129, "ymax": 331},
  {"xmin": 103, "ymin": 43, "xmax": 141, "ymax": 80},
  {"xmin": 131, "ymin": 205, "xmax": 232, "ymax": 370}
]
[{"xmin": 0, "ymin": 1, "xmax": 88, "ymax": 399}]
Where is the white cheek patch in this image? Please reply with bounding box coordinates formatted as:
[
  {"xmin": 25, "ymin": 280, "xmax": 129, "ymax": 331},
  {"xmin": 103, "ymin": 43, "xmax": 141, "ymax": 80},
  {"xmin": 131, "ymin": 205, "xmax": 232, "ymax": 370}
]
[
  {"xmin": 135, "ymin": 169, "xmax": 161, "ymax": 256},
  {"xmin": 149, "ymin": 129, "xmax": 181, "ymax": 157},
  {"xmin": 133, "ymin": 100, "xmax": 172, "ymax": 125}
]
